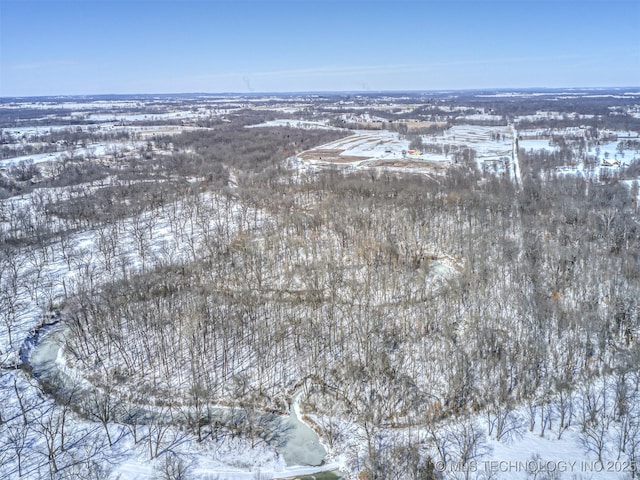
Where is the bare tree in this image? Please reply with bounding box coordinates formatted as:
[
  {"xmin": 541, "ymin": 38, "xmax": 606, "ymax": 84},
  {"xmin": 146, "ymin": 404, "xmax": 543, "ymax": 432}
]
[{"xmin": 6, "ymin": 423, "xmax": 29, "ymax": 477}]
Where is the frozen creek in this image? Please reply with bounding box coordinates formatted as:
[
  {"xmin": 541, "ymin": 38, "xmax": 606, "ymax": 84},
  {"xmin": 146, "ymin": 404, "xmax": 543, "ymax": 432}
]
[{"xmin": 22, "ymin": 321, "xmax": 336, "ymax": 472}]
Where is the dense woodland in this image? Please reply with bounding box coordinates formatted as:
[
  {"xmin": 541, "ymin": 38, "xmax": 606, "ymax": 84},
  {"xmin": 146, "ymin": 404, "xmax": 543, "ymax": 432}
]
[
  {"xmin": 2, "ymin": 96, "xmax": 640, "ymax": 479},
  {"xmin": 62, "ymin": 150, "xmax": 640, "ymax": 475}
]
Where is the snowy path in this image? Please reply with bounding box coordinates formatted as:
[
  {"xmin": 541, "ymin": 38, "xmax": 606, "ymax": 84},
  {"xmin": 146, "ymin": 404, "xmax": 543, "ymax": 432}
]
[{"xmin": 511, "ymin": 125, "xmax": 522, "ymax": 188}]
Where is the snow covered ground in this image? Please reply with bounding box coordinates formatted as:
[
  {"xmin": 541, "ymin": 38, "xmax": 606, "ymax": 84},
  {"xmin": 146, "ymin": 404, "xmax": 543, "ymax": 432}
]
[
  {"xmin": 295, "ymin": 124, "xmax": 514, "ymax": 177},
  {"xmin": 309, "ymin": 375, "xmax": 640, "ymax": 480},
  {"xmin": 0, "ymin": 141, "xmax": 145, "ymax": 168},
  {"xmin": 0, "ymin": 184, "xmax": 345, "ymax": 479},
  {"xmin": 519, "ymin": 139, "xmax": 556, "ymax": 151},
  {"xmin": 247, "ymin": 119, "xmax": 339, "ymax": 130},
  {"xmin": 3, "ymin": 93, "xmax": 640, "ymax": 479}
]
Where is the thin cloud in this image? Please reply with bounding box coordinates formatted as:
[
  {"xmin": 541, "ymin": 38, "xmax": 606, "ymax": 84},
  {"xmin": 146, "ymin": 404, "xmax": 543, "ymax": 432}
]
[
  {"xmin": 237, "ymin": 54, "xmax": 598, "ymax": 79},
  {"xmin": 11, "ymin": 60, "xmax": 77, "ymax": 71}
]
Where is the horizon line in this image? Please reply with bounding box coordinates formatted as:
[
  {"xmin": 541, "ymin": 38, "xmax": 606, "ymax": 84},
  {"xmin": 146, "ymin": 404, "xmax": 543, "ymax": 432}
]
[{"xmin": 3, "ymin": 86, "xmax": 640, "ymax": 100}]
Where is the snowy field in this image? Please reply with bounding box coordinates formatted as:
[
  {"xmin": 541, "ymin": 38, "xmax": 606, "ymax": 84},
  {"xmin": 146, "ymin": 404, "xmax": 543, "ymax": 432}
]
[
  {"xmin": 295, "ymin": 124, "xmax": 514, "ymax": 177},
  {"xmin": 247, "ymin": 119, "xmax": 338, "ymax": 130},
  {"xmin": 0, "ymin": 141, "xmax": 145, "ymax": 168}
]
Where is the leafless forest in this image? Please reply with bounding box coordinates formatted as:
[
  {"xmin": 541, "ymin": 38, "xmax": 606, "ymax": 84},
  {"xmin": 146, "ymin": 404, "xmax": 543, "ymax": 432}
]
[{"xmin": 2, "ymin": 91, "xmax": 640, "ymax": 479}]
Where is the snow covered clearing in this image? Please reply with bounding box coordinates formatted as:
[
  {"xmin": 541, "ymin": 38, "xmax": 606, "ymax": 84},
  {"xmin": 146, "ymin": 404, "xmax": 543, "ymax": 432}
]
[
  {"xmin": 519, "ymin": 139, "xmax": 556, "ymax": 151},
  {"xmin": 295, "ymin": 124, "xmax": 515, "ymax": 177},
  {"xmin": 0, "ymin": 141, "xmax": 146, "ymax": 168},
  {"xmin": 247, "ymin": 119, "xmax": 339, "ymax": 130}
]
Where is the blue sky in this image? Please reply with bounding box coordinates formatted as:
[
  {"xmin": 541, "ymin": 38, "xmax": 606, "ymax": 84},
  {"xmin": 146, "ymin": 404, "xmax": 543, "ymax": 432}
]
[{"xmin": 1, "ymin": 0, "xmax": 638, "ymax": 96}]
